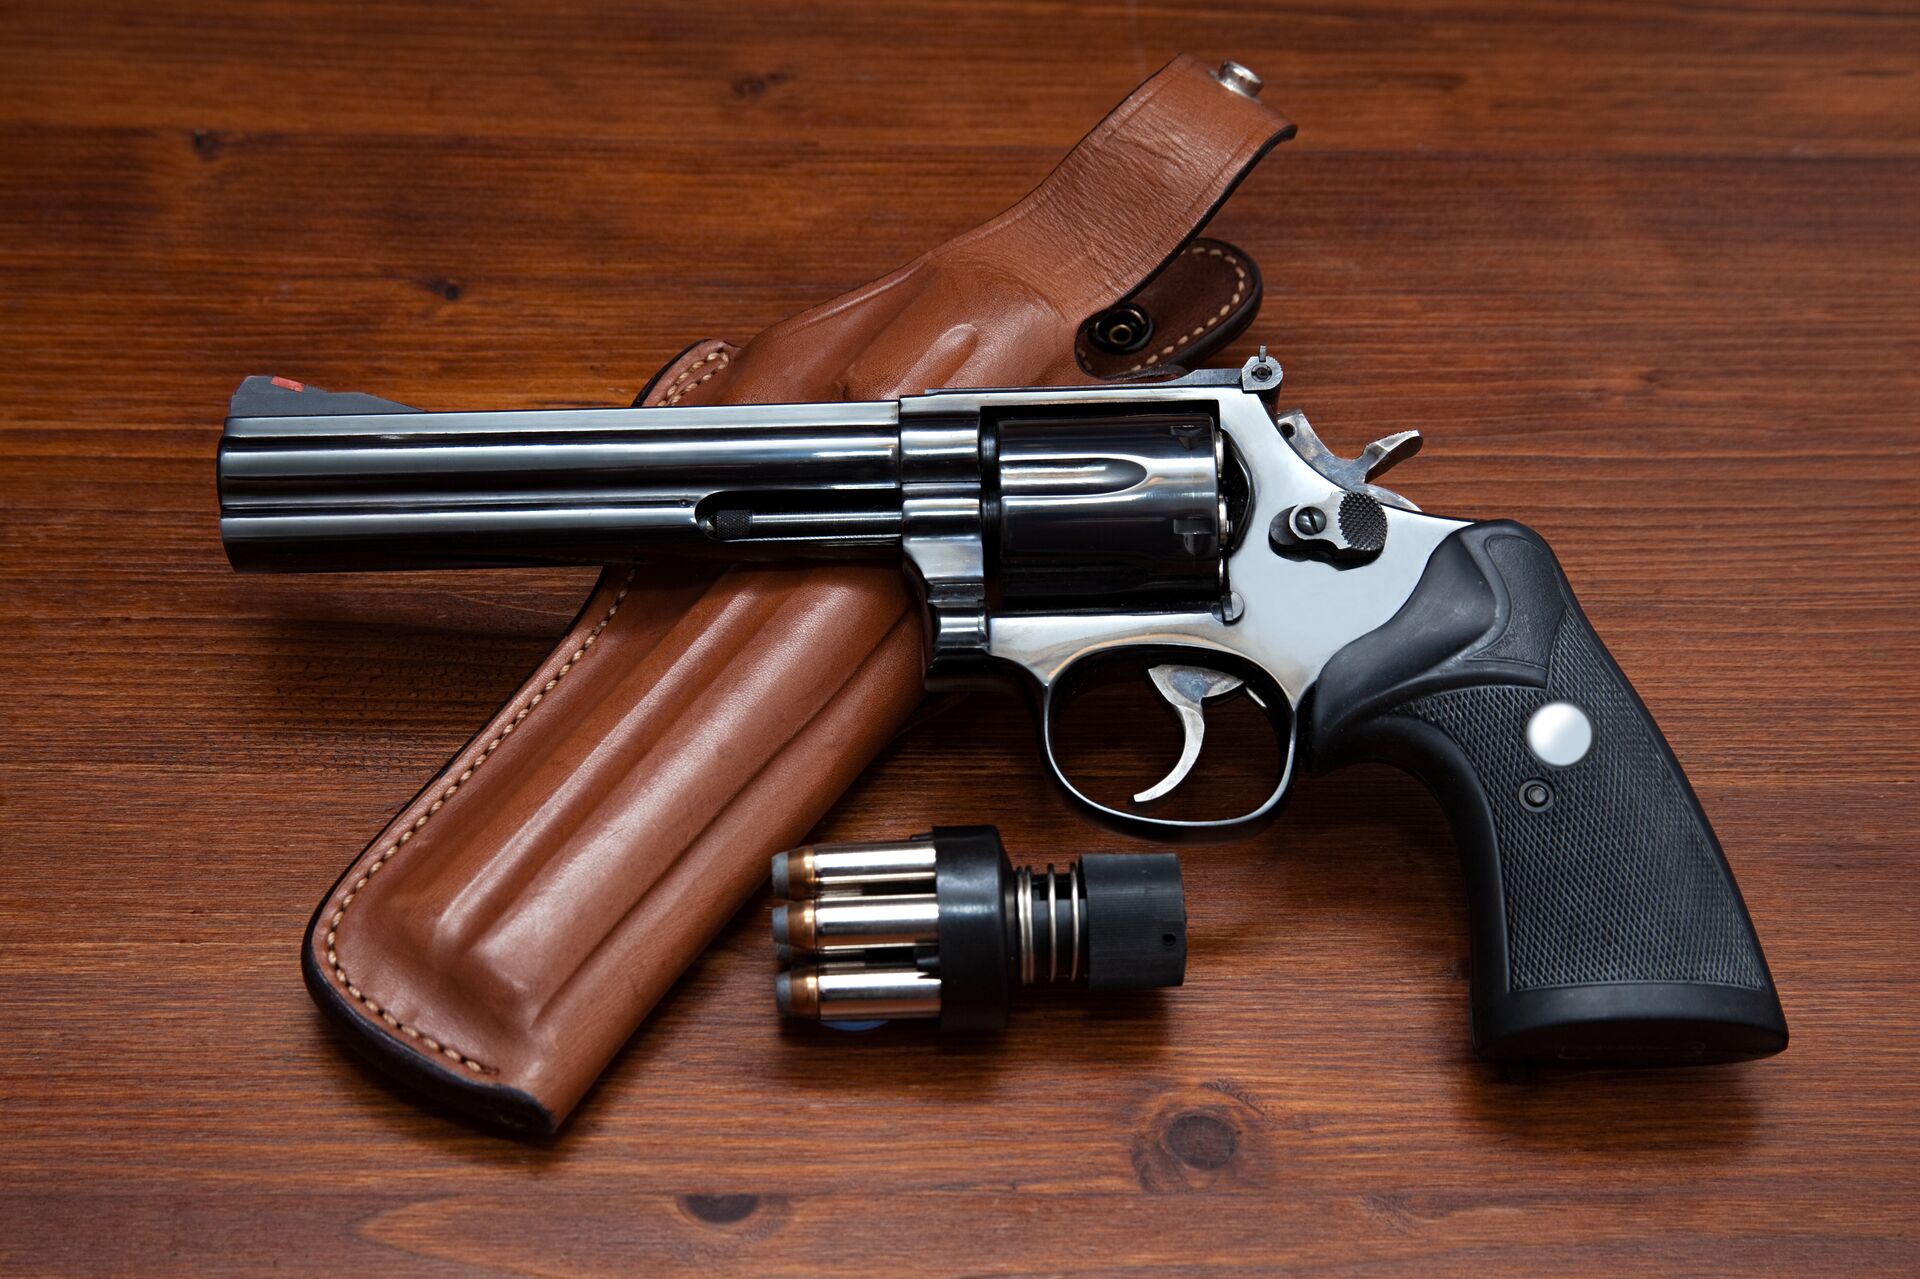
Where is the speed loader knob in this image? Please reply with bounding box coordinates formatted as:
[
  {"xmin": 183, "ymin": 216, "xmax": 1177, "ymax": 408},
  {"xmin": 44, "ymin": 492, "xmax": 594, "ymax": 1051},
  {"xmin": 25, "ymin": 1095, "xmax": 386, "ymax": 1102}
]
[{"xmin": 771, "ymin": 826, "xmax": 1187, "ymax": 1030}]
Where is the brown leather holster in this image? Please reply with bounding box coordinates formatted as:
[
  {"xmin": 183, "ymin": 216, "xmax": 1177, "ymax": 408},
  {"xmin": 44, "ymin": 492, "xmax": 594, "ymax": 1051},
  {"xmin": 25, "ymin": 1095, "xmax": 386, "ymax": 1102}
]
[{"xmin": 304, "ymin": 55, "xmax": 1294, "ymax": 1134}]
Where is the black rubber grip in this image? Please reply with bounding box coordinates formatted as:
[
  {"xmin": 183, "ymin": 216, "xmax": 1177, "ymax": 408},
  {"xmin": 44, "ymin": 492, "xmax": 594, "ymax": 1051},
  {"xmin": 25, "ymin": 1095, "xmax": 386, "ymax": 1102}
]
[{"xmin": 1310, "ymin": 521, "xmax": 1786, "ymax": 1064}]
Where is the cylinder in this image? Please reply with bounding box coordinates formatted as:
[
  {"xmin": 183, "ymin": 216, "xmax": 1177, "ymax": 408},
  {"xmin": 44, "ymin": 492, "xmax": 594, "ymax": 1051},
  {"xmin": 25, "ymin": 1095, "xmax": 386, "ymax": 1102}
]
[{"xmin": 993, "ymin": 413, "xmax": 1223, "ymax": 607}]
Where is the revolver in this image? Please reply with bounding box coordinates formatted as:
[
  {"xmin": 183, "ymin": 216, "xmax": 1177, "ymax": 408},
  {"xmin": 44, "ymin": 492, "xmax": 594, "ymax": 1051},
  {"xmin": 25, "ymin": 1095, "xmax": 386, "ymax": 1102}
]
[{"xmin": 216, "ymin": 350, "xmax": 1787, "ymax": 1064}]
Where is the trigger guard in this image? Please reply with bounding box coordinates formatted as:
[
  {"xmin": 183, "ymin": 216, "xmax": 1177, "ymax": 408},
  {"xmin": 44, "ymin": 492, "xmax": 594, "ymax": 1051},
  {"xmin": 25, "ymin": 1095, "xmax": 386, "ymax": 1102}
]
[{"xmin": 1035, "ymin": 654, "xmax": 1299, "ymax": 840}]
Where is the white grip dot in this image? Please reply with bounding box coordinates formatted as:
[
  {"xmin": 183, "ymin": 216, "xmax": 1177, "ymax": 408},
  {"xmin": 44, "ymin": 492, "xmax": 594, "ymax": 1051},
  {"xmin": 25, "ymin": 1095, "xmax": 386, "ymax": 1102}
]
[{"xmin": 1526, "ymin": 701, "xmax": 1594, "ymax": 767}]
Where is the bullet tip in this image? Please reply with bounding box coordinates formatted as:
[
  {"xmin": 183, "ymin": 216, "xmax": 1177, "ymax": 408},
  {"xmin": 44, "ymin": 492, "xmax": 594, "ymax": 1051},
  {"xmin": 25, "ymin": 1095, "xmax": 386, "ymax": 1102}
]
[
  {"xmin": 774, "ymin": 970, "xmax": 792, "ymax": 1016},
  {"xmin": 770, "ymin": 851, "xmax": 789, "ymax": 899},
  {"xmin": 771, "ymin": 904, "xmax": 788, "ymax": 947}
]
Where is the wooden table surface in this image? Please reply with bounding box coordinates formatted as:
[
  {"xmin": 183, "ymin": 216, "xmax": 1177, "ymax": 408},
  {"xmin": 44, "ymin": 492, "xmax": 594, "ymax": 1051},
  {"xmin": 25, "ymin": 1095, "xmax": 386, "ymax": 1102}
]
[{"xmin": 3, "ymin": 2, "xmax": 1916, "ymax": 1274}]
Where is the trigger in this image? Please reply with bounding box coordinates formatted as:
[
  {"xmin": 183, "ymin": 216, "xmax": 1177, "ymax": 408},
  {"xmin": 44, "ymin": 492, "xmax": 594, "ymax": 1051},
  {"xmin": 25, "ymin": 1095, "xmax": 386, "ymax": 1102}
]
[{"xmin": 1133, "ymin": 665, "xmax": 1245, "ymax": 805}]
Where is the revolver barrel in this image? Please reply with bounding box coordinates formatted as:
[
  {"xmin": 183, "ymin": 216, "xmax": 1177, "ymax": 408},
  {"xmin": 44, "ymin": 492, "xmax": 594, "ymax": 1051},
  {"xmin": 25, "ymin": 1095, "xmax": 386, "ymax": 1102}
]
[{"xmin": 217, "ymin": 378, "xmax": 903, "ymax": 571}]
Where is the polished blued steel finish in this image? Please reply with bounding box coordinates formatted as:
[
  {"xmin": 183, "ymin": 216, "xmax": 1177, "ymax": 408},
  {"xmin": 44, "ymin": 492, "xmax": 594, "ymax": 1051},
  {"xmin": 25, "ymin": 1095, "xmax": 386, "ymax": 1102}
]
[
  {"xmin": 995, "ymin": 415, "xmax": 1223, "ymax": 608},
  {"xmin": 217, "ymin": 362, "xmax": 1457, "ymax": 834},
  {"xmin": 217, "ymin": 380, "xmax": 1226, "ymax": 613},
  {"xmin": 218, "ymin": 382, "xmax": 904, "ymax": 571}
]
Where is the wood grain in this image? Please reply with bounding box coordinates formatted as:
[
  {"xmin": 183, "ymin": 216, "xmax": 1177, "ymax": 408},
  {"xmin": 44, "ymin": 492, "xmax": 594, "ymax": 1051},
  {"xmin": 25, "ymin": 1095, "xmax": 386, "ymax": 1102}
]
[{"xmin": 2, "ymin": 2, "xmax": 1916, "ymax": 1274}]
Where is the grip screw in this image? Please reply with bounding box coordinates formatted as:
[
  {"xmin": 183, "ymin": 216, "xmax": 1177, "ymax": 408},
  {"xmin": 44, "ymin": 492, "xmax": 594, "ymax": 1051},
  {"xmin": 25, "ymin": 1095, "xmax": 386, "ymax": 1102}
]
[{"xmin": 1520, "ymin": 780, "xmax": 1553, "ymax": 812}]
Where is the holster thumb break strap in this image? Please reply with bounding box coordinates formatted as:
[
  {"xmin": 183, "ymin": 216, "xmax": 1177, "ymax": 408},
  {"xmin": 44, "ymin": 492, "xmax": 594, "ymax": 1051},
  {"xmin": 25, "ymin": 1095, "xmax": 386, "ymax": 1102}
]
[{"xmin": 302, "ymin": 53, "xmax": 1295, "ymax": 1134}]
